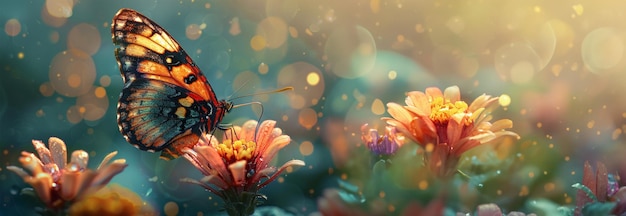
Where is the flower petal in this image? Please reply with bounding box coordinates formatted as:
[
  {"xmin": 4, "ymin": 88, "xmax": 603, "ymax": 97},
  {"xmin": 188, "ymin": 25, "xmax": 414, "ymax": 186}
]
[
  {"xmin": 200, "ymin": 175, "xmax": 229, "ymax": 190},
  {"xmin": 182, "ymin": 148, "xmax": 212, "ymax": 177},
  {"xmin": 577, "ymin": 161, "xmax": 596, "ymax": 212},
  {"xmin": 260, "ymin": 135, "xmax": 292, "ymax": 169},
  {"xmin": 240, "ymin": 120, "xmax": 259, "ymax": 142},
  {"xmin": 61, "ymin": 169, "xmax": 97, "ymax": 200},
  {"xmin": 255, "ymin": 120, "xmax": 277, "ymax": 148},
  {"xmin": 452, "ymin": 139, "xmax": 481, "ymax": 156},
  {"xmin": 447, "ymin": 114, "xmax": 464, "ymax": 146},
  {"xmin": 258, "ymin": 159, "xmax": 305, "ymax": 188},
  {"xmin": 25, "ymin": 173, "xmax": 53, "ymax": 205},
  {"xmin": 48, "ymin": 137, "xmax": 67, "ymax": 169},
  {"xmin": 409, "ymin": 117, "xmax": 438, "ymax": 145},
  {"xmin": 469, "ymin": 95, "xmax": 498, "ymax": 113},
  {"xmin": 386, "ymin": 103, "xmax": 413, "ymax": 123},
  {"xmin": 425, "ymin": 87, "xmax": 443, "ymax": 100},
  {"xmin": 490, "ymin": 119, "xmax": 514, "ymax": 131},
  {"xmin": 443, "ymin": 85, "xmax": 460, "ymax": 102},
  {"xmin": 6, "ymin": 166, "xmax": 30, "ymax": 178},
  {"xmin": 18, "ymin": 152, "xmax": 44, "ymax": 174},
  {"xmin": 69, "ymin": 150, "xmax": 89, "ymax": 170},
  {"xmin": 228, "ymin": 160, "xmax": 247, "ymax": 186},
  {"xmin": 181, "ymin": 177, "xmax": 221, "ymax": 195},
  {"xmin": 32, "ymin": 139, "xmax": 53, "ymax": 165},
  {"xmin": 91, "ymin": 161, "xmax": 127, "ymax": 188},
  {"xmin": 405, "ymin": 91, "xmax": 431, "ymax": 116},
  {"xmin": 96, "ymin": 151, "xmax": 118, "ymax": 171},
  {"xmin": 596, "ymin": 162, "xmax": 608, "ymax": 202}
]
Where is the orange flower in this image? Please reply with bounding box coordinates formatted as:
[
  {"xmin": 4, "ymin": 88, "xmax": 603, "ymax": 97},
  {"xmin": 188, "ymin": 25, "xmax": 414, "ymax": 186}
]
[
  {"xmin": 6, "ymin": 137, "xmax": 127, "ymax": 211},
  {"xmin": 181, "ymin": 120, "xmax": 305, "ymax": 215},
  {"xmin": 383, "ymin": 86, "xmax": 518, "ymax": 178},
  {"xmin": 68, "ymin": 184, "xmax": 156, "ymax": 216}
]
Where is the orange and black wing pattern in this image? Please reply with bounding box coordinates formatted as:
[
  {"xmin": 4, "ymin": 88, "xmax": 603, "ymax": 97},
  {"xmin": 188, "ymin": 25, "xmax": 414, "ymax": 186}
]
[{"xmin": 112, "ymin": 8, "xmax": 231, "ymax": 159}]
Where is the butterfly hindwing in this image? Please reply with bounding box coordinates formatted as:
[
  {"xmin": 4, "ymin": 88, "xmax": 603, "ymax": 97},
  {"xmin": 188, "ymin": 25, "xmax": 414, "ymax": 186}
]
[
  {"xmin": 117, "ymin": 78, "xmax": 212, "ymax": 151},
  {"xmin": 112, "ymin": 8, "xmax": 232, "ymax": 159}
]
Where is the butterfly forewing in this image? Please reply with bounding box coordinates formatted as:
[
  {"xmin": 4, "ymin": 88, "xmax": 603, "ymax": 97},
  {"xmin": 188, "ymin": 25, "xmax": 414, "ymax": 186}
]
[{"xmin": 112, "ymin": 8, "xmax": 230, "ymax": 159}]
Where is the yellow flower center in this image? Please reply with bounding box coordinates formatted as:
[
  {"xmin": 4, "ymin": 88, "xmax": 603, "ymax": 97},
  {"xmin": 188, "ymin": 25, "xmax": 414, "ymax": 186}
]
[
  {"xmin": 216, "ymin": 140, "xmax": 257, "ymax": 162},
  {"xmin": 429, "ymin": 97, "xmax": 470, "ymax": 124}
]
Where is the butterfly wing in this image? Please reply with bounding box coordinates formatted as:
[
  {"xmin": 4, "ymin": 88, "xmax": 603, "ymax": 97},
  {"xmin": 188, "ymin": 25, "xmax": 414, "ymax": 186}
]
[{"xmin": 112, "ymin": 8, "xmax": 229, "ymax": 159}]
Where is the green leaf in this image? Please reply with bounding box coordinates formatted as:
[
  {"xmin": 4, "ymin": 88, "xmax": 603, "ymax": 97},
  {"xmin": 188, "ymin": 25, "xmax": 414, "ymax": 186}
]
[
  {"xmin": 556, "ymin": 206, "xmax": 574, "ymax": 216},
  {"xmin": 337, "ymin": 179, "xmax": 360, "ymax": 194},
  {"xmin": 572, "ymin": 183, "xmax": 599, "ymax": 202},
  {"xmin": 337, "ymin": 179, "xmax": 366, "ymax": 204},
  {"xmin": 581, "ymin": 202, "xmax": 616, "ymax": 216}
]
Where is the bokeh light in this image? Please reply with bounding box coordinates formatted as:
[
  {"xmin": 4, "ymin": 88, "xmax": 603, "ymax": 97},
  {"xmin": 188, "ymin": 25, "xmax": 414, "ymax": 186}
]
[
  {"xmin": 256, "ymin": 17, "xmax": 288, "ymax": 49},
  {"xmin": 582, "ymin": 27, "xmax": 625, "ymax": 74},
  {"xmin": 41, "ymin": 4, "xmax": 68, "ymax": 27},
  {"xmin": 250, "ymin": 35, "xmax": 267, "ymax": 51},
  {"xmin": 258, "ymin": 62, "xmax": 269, "ymax": 74},
  {"xmin": 325, "ymin": 25, "xmax": 377, "ymax": 79},
  {"xmin": 45, "ymin": 0, "xmax": 74, "ymax": 18},
  {"xmin": 229, "ymin": 17, "xmax": 241, "ymax": 36},
  {"xmin": 298, "ymin": 108, "xmax": 317, "ymax": 129},
  {"xmin": 277, "ymin": 62, "xmax": 325, "ymax": 109},
  {"xmin": 5, "ymin": 1, "xmax": 626, "ymax": 215},
  {"xmin": 186, "ymin": 24, "xmax": 202, "ymax": 40},
  {"xmin": 494, "ymin": 42, "xmax": 542, "ymax": 83},
  {"xmin": 67, "ymin": 23, "xmax": 101, "ymax": 56},
  {"xmin": 48, "ymin": 51, "xmax": 96, "ymax": 97},
  {"xmin": 4, "ymin": 19, "xmax": 21, "ymax": 37},
  {"xmin": 76, "ymin": 86, "xmax": 109, "ymax": 121},
  {"xmin": 299, "ymin": 140, "xmax": 314, "ymax": 156}
]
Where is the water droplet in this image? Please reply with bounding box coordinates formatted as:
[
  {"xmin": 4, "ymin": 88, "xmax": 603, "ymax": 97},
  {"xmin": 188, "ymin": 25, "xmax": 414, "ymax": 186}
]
[
  {"xmin": 478, "ymin": 183, "xmax": 484, "ymax": 188},
  {"xmin": 496, "ymin": 170, "xmax": 501, "ymax": 175},
  {"xmin": 145, "ymin": 188, "xmax": 152, "ymax": 197},
  {"xmin": 68, "ymin": 163, "xmax": 79, "ymax": 171}
]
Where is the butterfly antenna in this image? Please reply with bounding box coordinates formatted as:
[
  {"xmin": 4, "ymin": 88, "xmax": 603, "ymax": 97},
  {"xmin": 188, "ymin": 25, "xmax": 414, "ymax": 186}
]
[
  {"xmin": 229, "ymin": 87, "xmax": 293, "ymax": 101},
  {"xmin": 254, "ymin": 103, "xmax": 265, "ymax": 142},
  {"xmin": 225, "ymin": 79, "xmax": 253, "ymax": 101},
  {"xmin": 227, "ymin": 86, "xmax": 292, "ymax": 142}
]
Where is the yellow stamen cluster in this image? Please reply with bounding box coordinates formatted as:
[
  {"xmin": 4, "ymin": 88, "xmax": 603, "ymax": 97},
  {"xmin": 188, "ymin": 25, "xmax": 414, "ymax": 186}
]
[
  {"xmin": 429, "ymin": 97, "xmax": 469, "ymax": 124},
  {"xmin": 216, "ymin": 140, "xmax": 257, "ymax": 162}
]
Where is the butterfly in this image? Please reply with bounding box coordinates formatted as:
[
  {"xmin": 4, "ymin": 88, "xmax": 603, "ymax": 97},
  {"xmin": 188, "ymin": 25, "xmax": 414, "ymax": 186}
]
[{"xmin": 112, "ymin": 8, "xmax": 232, "ymax": 160}]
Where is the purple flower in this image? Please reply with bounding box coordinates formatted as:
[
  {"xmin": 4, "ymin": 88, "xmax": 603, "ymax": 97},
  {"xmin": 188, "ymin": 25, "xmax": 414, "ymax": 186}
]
[{"xmin": 361, "ymin": 124, "xmax": 405, "ymax": 155}]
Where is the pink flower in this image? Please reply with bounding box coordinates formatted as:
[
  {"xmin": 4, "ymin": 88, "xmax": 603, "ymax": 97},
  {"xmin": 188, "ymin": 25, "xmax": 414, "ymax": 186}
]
[
  {"xmin": 181, "ymin": 120, "xmax": 305, "ymax": 215},
  {"xmin": 383, "ymin": 86, "xmax": 518, "ymax": 178},
  {"xmin": 6, "ymin": 137, "xmax": 127, "ymax": 211}
]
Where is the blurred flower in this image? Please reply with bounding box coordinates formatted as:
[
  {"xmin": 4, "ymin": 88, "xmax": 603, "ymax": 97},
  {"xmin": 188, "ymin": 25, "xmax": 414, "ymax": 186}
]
[
  {"xmin": 383, "ymin": 86, "xmax": 519, "ymax": 178},
  {"xmin": 6, "ymin": 137, "xmax": 127, "ymax": 212},
  {"xmin": 474, "ymin": 203, "xmax": 537, "ymax": 216},
  {"xmin": 574, "ymin": 161, "xmax": 626, "ymax": 216},
  {"xmin": 68, "ymin": 184, "xmax": 156, "ymax": 216},
  {"xmin": 181, "ymin": 120, "xmax": 305, "ymax": 215},
  {"xmin": 361, "ymin": 123, "xmax": 405, "ymax": 155},
  {"xmin": 316, "ymin": 188, "xmax": 371, "ymax": 216},
  {"xmin": 400, "ymin": 197, "xmax": 445, "ymax": 216}
]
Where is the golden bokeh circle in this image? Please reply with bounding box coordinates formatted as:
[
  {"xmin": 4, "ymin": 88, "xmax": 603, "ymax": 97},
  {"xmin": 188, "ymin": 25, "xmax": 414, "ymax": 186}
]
[
  {"xmin": 49, "ymin": 51, "xmax": 97, "ymax": 97},
  {"xmin": 68, "ymin": 23, "xmax": 101, "ymax": 56},
  {"xmin": 277, "ymin": 62, "xmax": 325, "ymax": 109},
  {"xmin": 4, "ymin": 19, "xmax": 21, "ymax": 37}
]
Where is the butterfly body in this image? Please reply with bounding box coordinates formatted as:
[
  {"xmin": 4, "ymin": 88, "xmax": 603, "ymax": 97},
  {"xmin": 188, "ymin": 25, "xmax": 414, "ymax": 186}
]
[{"xmin": 112, "ymin": 8, "xmax": 231, "ymax": 159}]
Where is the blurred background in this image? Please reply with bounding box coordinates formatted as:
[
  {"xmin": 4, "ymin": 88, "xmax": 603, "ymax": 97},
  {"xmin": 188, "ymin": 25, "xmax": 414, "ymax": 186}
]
[{"xmin": 2, "ymin": 0, "xmax": 626, "ymax": 215}]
